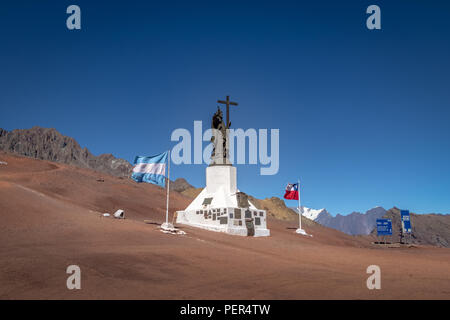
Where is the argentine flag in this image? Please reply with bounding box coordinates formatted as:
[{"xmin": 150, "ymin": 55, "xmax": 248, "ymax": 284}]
[{"xmin": 131, "ymin": 151, "xmax": 168, "ymax": 187}]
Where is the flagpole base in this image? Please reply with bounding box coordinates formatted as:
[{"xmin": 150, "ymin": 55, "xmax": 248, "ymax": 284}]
[
  {"xmin": 295, "ymin": 228, "xmax": 308, "ymax": 235},
  {"xmin": 160, "ymin": 222, "xmax": 186, "ymax": 235},
  {"xmin": 161, "ymin": 222, "xmax": 175, "ymax": 231}
]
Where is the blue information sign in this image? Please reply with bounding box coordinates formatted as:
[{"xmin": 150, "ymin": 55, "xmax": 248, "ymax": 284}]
[
  {"xmin": 401, "ymin": 210, "xmax": 410, "ymax": 221},
  {"xmin": 401, "ymin": 210, "xmax": 412, "ymax": 234},
  {"xmin": 376, "ymin": 219, "xmax": 392, "ymax": 236}
]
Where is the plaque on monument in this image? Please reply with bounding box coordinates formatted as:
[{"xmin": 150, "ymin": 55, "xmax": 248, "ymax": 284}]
[{"xmin": 203, "ymin": 197, "xmax": 213, "ymax": 205}]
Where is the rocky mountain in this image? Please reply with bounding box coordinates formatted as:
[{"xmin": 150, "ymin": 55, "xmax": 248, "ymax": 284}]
[
  {"xmin": 0, "ymin": 127, "xmax": 132, "ymax": 177},
  {"xmin": 295, "ymin": 204, "xmax": 450, "ymax": 247},
  {"xmin": 369, "ymin": 207, "xmax": 450, "ymax": 247},
  {"xmin": 170, "ymin": 178, "xmax": 193, "ymax": 192},
  {"xmin": 169, "ymin": 178, "xmax": 204, "ymax": 198},
  {"xmin": 289, "ymin": 206, "xmax": 387, "ymax": 235},
  {"xmin": 315, "ymin": 207, "xmax": 387, "ymax": 235}
]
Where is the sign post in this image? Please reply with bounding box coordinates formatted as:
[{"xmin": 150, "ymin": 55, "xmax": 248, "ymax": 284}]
[
  {"xmin": 376, "ymin": 218, "xmax": 392, "ymax": 244},
  {"xmin": 400, "ymin": 210, "xmax": 412, "ymax": 244}
]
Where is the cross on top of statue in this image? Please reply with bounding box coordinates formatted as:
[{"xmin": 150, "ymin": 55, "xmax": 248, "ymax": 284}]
[{"xmin": 217, "ymin": 95, "xmax": 238, "ymax": 128}]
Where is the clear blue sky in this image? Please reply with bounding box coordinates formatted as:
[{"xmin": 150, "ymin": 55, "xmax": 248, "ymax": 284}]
[{"xmin": 1, "ymin": 1, "xmax": 449, "ymax": 215}]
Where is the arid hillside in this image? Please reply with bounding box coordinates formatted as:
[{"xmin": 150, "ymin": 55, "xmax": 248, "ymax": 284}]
[
  {"xmin": 0, "ymin": 127, "xmax": 132, "ymax": 177},
  {"xmin": 1, "ymin": 152, "xmax": 450, "ymax": 299},
  {"xmin": 368, "ymin": 207, "xmax": 450, "ymax": 247}
]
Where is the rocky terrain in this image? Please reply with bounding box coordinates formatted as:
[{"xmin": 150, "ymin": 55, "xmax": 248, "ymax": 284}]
[
  {"xmin": 2, "ymin": 151, "xmax": 450, "ymax": 299},
  {"xmin": 170, "ymin": 178, "xmax": 193, "ymax": 192},
  {"xmin": 369, "ymin": 207, "xmax": 450, "ymax": 247},
  {"xmin": 0, "ymin": 127, "xmax": 132, "ymax": 177}
]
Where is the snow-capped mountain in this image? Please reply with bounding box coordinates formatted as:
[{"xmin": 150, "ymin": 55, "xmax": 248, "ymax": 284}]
[
  {"xmin": 298, "ymin": 206, "xmax": 330, "ymax": 221},
  {"xmin": 289, "ymin": 206, "xmax": 331, "ymax": 221},
  {"xmin": 290, "ymin": 206, "xmax": 387, "ymax": 235}
]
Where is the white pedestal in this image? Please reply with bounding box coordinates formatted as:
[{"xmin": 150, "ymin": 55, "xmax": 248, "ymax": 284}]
[
  {"xmin": 206, "ymin": 165, "xmax": 237, "ymax": 194},
  {"xmin": 176, "ymin": 165, "xmax": 270, "ymax": 237}
]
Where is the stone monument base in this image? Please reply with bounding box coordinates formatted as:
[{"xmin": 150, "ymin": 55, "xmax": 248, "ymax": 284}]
[
  {"xmin": 176, "ymin": 165, "xmax": 270, "ymax": 237},
  {"xmin": 176, "ymin": 206, "xmax": 270, "ymax": 237}
]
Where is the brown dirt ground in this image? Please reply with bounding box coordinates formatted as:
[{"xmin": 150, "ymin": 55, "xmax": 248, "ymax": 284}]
[{"xmin": 0, "ymin": 152, "xmax": 449, "ymax": 299}]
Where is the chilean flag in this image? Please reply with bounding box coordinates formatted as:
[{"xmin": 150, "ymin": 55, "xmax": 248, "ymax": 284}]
[{"xmin": 284, "ymin": 183, "xmax": 299, "ymax": 200}]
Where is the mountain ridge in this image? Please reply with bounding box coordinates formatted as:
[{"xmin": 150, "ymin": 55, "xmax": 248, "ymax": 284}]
[
  {"xmin": 0, "ymin": 126, "xmax": 133, "ymax": 177},
  {"xmin": 368, "ymin": 207, "xmax": 450, "ymax": 247}
]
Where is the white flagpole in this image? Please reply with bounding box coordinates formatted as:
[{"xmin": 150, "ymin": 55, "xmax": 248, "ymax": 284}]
[
  {"xmin": 165, "ymin": 150, "xmax": 170, "ymax": 226},
  {"xmin": 297, "ymin": 179, "xmax": 302, "ymax": 230}
]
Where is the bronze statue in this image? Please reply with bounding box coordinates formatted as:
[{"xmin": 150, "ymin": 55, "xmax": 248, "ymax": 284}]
[
  {"xmin": 211, "ymin": 96, "xmax": 238, "ymax": 166},
  {"xmin": 210, "ymin": 107, "xmax": 228, "ymax": 165}
]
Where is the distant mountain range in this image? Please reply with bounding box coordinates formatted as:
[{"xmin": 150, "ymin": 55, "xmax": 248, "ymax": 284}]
[
  {"xmin": 292, "ymin": 206, "xmax": 388, "ymax": 235},
  {"xmin": 303, "ymin": 207, "xmax": 387, "ymax": 235},
  {"xmin": 292, "ymin": 205, "xmax": 450, "ymax": 247}
]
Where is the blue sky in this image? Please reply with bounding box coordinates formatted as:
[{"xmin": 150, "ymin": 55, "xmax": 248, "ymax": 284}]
[{"xmin": 1, "ymin": 1, "xmax": 449, "ymax": 215}]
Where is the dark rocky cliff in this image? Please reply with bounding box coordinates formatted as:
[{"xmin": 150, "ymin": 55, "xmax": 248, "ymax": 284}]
[{"xmin": 0, "ymin": 127, "xmax": 132, "ymax": 177}]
